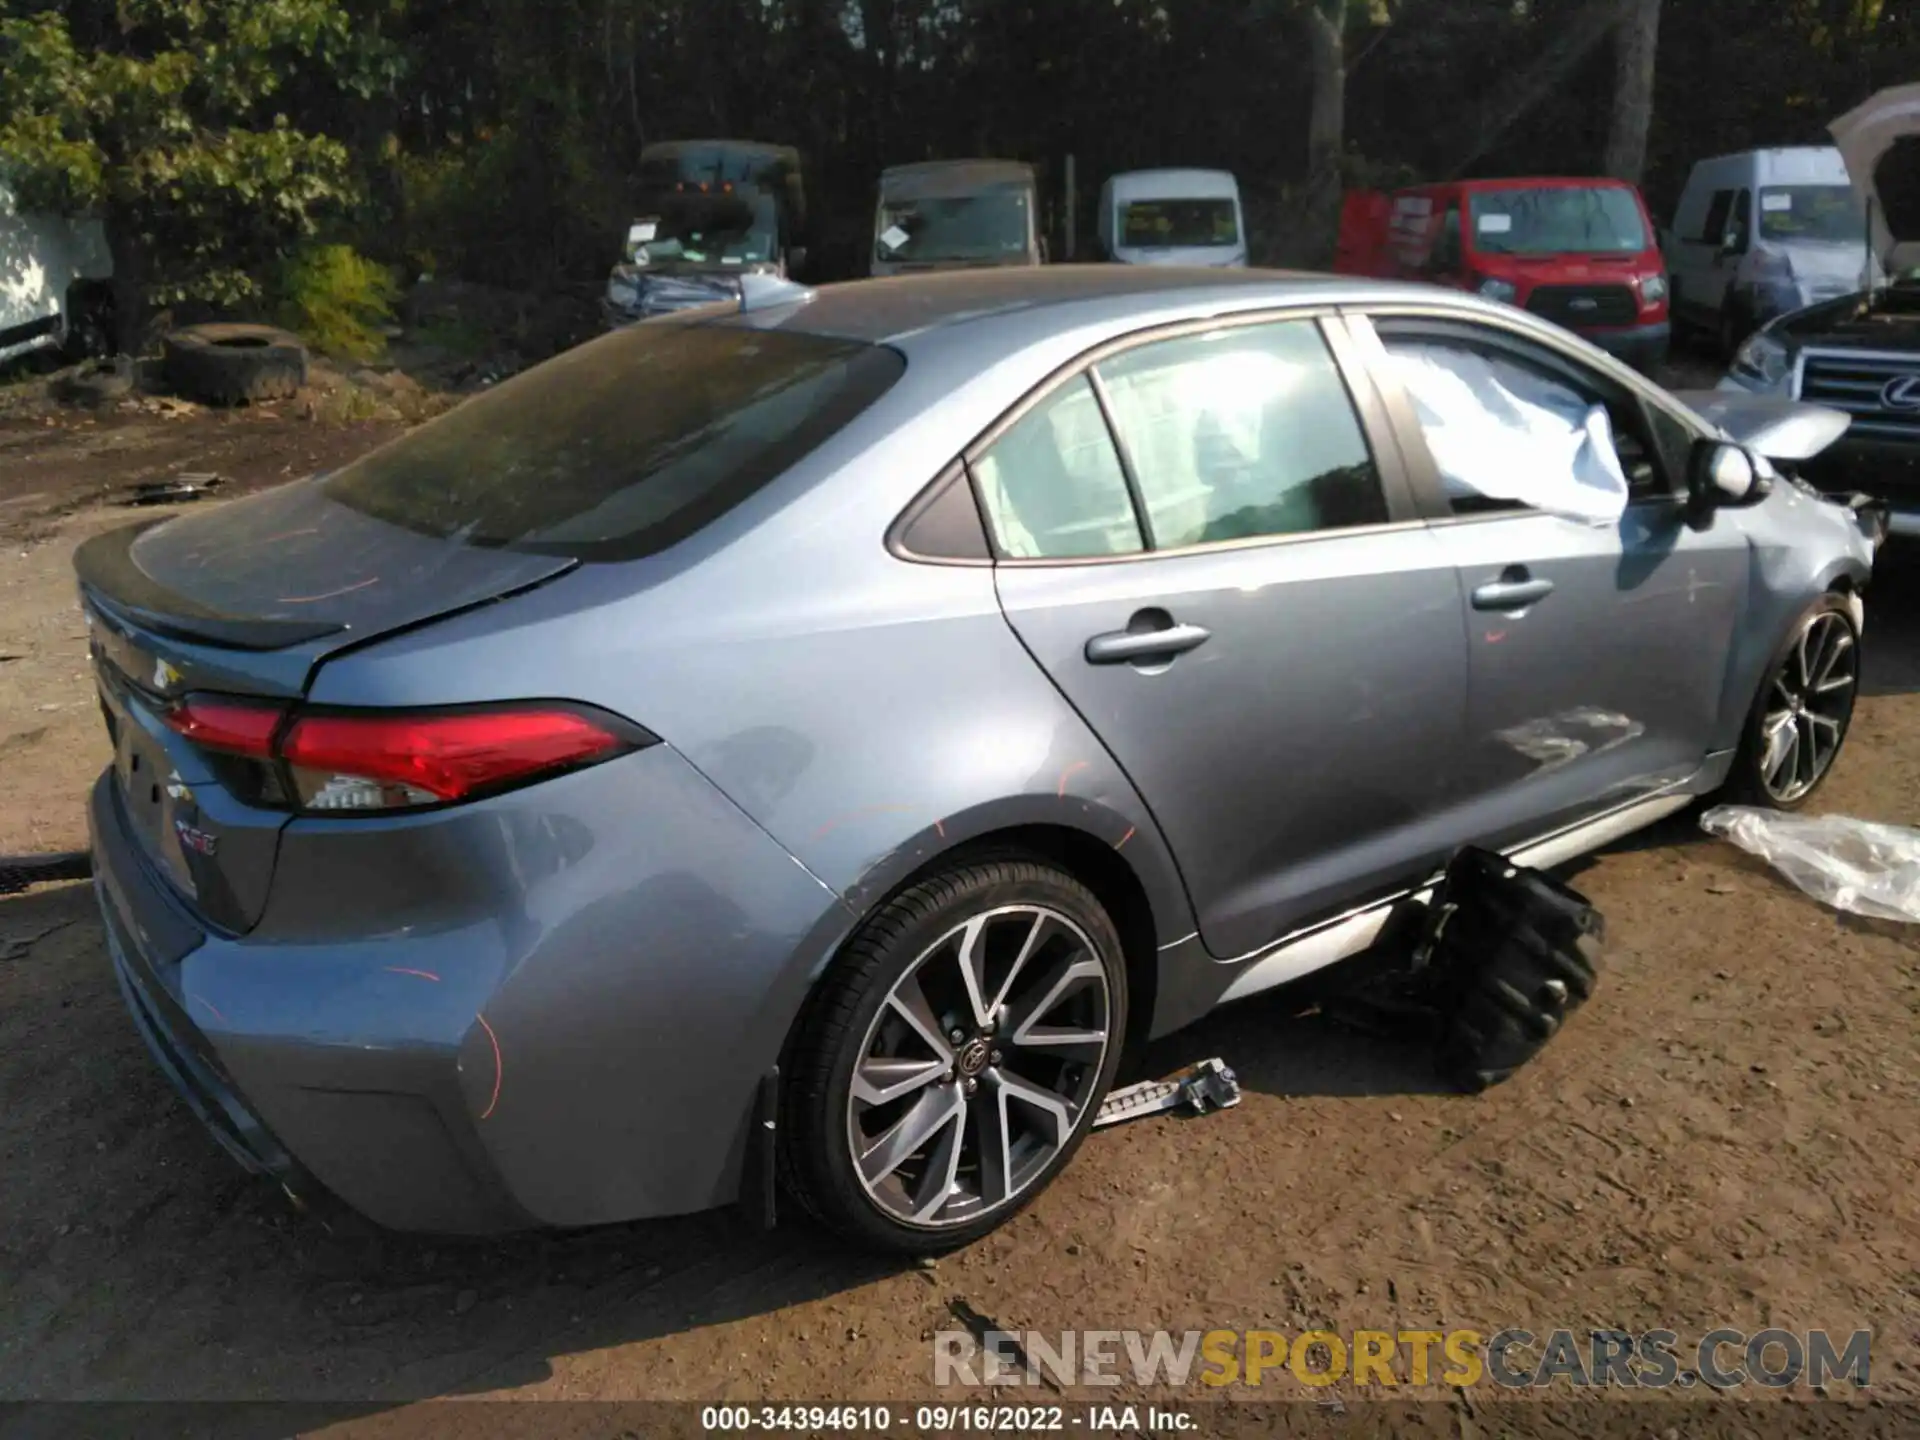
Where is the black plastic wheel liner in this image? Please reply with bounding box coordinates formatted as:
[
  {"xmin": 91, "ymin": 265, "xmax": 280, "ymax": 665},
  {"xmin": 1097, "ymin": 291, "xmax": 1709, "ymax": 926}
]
[{"xmin": 1427, "ymin": 846, "xmax": 1606, "ymax": 1094}]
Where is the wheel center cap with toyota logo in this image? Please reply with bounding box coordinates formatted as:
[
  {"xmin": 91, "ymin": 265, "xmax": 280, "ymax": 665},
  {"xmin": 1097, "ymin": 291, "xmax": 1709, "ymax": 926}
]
[
  {"xmin": 1881, "ymin": 375, "xmax": 1920, "ymax": 410},
  {"xmin": 957, "ymin": 1038, "xmax": 992, "ymax": 1078}
]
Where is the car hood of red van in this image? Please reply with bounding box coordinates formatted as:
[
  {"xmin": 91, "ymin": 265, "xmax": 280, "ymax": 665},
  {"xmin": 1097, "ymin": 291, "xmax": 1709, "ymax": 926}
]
[{"xmin": 1831, "ymin": 84, "xmax": 1920, "ymax": 272}]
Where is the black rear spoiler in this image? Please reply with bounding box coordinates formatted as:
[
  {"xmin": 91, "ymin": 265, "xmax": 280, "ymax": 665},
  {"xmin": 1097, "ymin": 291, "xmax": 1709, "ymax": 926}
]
[{"xmin": 74, "ymin": 523, "xmax": 347, "ymax": 652}]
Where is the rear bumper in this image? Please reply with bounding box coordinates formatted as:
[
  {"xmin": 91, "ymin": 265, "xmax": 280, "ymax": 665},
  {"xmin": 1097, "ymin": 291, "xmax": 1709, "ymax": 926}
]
[
  {"xmin": 88, "ymin": 744, "xmax": 851, "ymax": 1235},
  {"xmin": 92, "ymin": 782, "xmax": 309, "ymax": 1199}
]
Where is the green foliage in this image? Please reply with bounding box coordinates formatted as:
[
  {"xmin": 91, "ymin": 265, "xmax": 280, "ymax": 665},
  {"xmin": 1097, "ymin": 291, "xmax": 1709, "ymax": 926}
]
[
  {"xmin": 0, "ymin": 0, "xmax": 396, "ymax": 316},
  {"xmin": 275, "ymin": 243, "xmax": 399, "ymax": 360}
]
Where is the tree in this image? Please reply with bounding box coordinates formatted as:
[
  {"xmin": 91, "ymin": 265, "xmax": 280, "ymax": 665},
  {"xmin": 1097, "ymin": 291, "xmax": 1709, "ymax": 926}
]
[
  {"xmin": 0, "ymin": 0, "xmax": 398, "ymax": 348},
  {"xmin": 1603, "ymin": 0, "xmax": 1662, "ymax": 184},
  {"xmin": 1303, "ymin": 0, "xmax": 1348, "ymax": 262}
]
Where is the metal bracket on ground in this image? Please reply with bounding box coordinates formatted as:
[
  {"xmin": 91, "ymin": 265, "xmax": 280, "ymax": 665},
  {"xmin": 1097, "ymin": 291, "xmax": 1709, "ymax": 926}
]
[{"xmin": 1092, "ymin": 1057, "xmax": 1241, "ymax": 1130}]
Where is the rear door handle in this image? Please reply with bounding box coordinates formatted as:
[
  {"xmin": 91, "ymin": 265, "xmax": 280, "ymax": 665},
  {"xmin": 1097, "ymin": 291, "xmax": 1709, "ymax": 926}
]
[
  {"xmin": 1085, "ymin": 623, "xmax": 1212, "ymax": 666},
  {"xmin": 1471, "ymin": 577, "xmax": 1556, "ymax": 611}
]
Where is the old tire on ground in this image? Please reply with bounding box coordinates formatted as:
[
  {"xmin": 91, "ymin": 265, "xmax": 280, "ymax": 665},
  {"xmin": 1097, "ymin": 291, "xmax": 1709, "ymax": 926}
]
[
  {"xmin": 1719, "ymin": 593, "xmax": 1861, "ymax": 812},
  {"xmin": 49, "ymin": 356, "xmax": 135, "ymax": 406},
  {"xmin": 780, "ymin": 856, "xmax": 1127, "ymax": 1254},
  {"xmin": 163, "ymin": 323, "xmax": 309, "ymax": 405},
  {"xmin": 1429, "ymin": 847, "xmax": 1605, "ymax": 1095}
]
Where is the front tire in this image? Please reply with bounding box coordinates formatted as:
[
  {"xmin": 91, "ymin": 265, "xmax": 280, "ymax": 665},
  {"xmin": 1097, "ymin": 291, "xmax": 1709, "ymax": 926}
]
[
  {"xmin": 1722, "ymin": 595, "xmax": 1860, "ymax": 810},
  {"xmin": 781, "ymin": 858, "xmax": 1127, "ymax": 1254}
]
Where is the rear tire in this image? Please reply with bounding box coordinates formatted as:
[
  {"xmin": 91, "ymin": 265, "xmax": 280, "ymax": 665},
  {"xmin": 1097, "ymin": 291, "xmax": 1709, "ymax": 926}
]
[
  {"xmin": 1720, "ymin": 594, "xmax": 1860, "ymax": 811},
  {"xmin": 781, "ymin": 857, "xmax": 1127, "ymax": 1254}
]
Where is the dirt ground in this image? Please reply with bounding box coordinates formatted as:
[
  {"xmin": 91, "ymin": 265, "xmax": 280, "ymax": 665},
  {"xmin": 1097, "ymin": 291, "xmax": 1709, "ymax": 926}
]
[{"xmin": 2, "ymin": 376, "xmax": 1919, "ymax": 1433}]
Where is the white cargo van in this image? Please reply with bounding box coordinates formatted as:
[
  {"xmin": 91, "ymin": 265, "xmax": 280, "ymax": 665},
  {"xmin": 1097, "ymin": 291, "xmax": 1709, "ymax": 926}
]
[
  {"xmin": 0, "ymin": 175, "xmax": 113, "ymax": 365},
  {"xmin": 1668, "ymin": 146, "xmax": 1878, "ymax": 354},
  {"xmin": 1096, "ymin": 169, "xmax": 1247, "ymax": 267}
]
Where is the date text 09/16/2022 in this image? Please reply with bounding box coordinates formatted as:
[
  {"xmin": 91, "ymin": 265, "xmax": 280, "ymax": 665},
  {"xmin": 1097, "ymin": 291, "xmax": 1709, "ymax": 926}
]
[{"xmin": 699, "ymin": 1405, "xmax": 1197, "ymax": 1434}]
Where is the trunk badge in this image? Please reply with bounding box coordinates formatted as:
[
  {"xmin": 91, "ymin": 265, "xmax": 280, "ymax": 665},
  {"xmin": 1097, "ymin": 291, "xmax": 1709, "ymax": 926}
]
[
  {"xmin": 173, "ymin": 819, "xmax": 217, "ymax": 857},
  {"xmin": 153, "ymin": 658, "xmax": 182, "ymax": 691}
]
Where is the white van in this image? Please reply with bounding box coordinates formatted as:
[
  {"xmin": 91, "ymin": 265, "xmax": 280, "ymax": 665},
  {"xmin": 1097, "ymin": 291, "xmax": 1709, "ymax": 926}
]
[
  {"xmin": 1096, "ymin": 169, "xmax": 1247, "ymax": 267},
  {"xmin": 1667, "ymin": 146, "xmax": 1878, "ymax": 354},
  {"xmin": 0, "ymin": 175, "xmax": 114, "ymax": 365}
]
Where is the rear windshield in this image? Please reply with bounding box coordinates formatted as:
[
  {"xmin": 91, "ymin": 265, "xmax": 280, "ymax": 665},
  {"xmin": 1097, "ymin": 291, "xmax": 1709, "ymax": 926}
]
[
  {"xmin": 323, "ymin": 323, "xmax": 904, "ymax": 561},
  {"xmin": 1120, "ymin": 198, "xmax": 1239, "ymax": 249},
  {"xmin": 1467, "ymin": 186, "xmax": 1650, "ymax": 256}
]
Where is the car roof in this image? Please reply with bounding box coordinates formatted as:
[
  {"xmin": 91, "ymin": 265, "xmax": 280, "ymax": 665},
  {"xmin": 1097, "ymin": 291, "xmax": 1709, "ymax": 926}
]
[
  {"xmin": 742, "ymin": 265, "xmax": 1435, "ymax": 345},
  {"xmin": 1108, "ymin": 169, "xmax": 1241, "ymax": 200}
]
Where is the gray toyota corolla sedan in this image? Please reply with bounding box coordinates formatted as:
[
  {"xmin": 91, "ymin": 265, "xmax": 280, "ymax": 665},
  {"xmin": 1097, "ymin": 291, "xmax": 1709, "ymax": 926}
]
[{"xmin": 80, "ymin": 266, "xmax": 1881, "ymax": 1253}]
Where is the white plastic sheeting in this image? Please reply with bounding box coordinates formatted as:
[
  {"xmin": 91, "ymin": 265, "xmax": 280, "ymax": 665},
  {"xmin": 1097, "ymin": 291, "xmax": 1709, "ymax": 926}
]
[
  {"xmin": 1701, "ymin": 806, "xmax": 1920, "ymax": 923},
  {"xmin": 1384, "ymin": 341, "xmax": 1631, "ymax": 525}
]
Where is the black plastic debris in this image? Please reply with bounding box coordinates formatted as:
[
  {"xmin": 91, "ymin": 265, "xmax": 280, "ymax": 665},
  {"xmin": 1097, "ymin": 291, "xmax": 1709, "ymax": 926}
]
[
  {"xmin": 1423, "ymin": 847, "xmax": 1605, "ymax": 1093},
  {"xmin": 1092, "ymin": 1057, "xmax": 1241, "ymax": 1130},
  {"xmin": 127, "ymin": 473, "xmax": 225, "ymax": 506},
  {"xmin": 1316, "ymin": 847, "xmax": 1607, "ymax": 1093}
]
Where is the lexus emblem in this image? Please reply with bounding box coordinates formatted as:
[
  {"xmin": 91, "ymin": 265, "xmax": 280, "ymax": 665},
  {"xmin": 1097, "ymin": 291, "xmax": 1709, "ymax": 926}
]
[{"xmin": 1881, "ymin": 375, "xmax": 1920, "ymax": 410}]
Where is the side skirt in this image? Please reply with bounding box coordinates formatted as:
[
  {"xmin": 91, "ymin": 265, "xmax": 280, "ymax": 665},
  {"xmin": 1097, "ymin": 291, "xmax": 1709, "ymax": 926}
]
[{"xmin": 1213, "ymin": 790, "xmax": 1695, "ymax": 1007}]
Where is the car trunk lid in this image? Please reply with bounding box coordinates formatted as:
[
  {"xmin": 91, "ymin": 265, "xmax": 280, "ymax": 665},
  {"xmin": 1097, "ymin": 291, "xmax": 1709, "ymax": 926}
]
[{"xmin": 76, "ymin": 479, "xmax": 577, "ymax": 933}]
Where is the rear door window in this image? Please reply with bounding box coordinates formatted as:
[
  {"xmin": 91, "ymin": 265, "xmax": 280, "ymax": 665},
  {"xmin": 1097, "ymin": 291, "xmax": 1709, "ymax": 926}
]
[
  {"xmin": 972, "ymin": 377, "xmax": 1144, "ymax": 559},
  {"xmin": 323, "ymin": 322, "xmax": 905, "ymax": 561}
]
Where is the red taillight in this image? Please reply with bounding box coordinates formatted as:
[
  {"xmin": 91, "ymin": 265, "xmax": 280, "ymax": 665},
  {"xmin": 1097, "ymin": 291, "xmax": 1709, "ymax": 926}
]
[
  {"xmin": 162, "ymin": 696, "xmax": 635, "ymax": 814},
  {"xmin": 282, "ymin": 709, "xmax": 624, "ymax": 807},
  {"xmin": 162, "ymin": 697, "xmax": 284, "ymax": 757}
]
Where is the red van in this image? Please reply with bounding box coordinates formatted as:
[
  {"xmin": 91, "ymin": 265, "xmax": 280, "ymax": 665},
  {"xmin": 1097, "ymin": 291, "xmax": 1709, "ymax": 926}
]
[{"xmin": 1334, "ymin": 176, "xmax": 1671, "ymax": 372}]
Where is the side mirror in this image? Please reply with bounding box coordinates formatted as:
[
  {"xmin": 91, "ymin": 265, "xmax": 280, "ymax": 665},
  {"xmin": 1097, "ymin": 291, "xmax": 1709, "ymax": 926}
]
[{"xmin": 1686, "ymin": 439, "xmax": 1768, "ymax": 527}]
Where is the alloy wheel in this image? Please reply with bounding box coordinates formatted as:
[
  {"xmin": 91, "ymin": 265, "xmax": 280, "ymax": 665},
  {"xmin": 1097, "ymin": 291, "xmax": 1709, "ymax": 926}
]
[
  {"xmin": 845, "ymin": 904, "xmax": 1112, "ymax": 1230},
  {"xmin": 1759, "ymin": 610, "xmax": 1857, "ymax": 804}
]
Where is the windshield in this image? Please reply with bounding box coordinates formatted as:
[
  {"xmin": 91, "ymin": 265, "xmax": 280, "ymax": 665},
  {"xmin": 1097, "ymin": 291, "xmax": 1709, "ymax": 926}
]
[
  {"xmin": 875, "ymin": 188, "xmax": 1031, "ymax": 263},
  {"xmin": 1758, "ymin": 185, "xmax": 1865, "ymax": 243},
  {"xmin": 323, "ymin": 324, "xmax": 904, "ymax": 562},
  {"xmin": 1468, "ymin": 186, "xmax": 1650, "ymax": 255},
  {"xmin": 1120, "ymin": 198, "xmax": 1239, "ymax": 249},
  {"xmin": 628, "ymin": 191, "xmax": 778, "ymax": 265}
]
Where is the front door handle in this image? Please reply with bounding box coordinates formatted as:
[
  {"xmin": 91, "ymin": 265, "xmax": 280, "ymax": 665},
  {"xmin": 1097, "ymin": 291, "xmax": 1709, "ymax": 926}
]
[
  {"xmin": 1471, "ymin": 575, "xmax": 1556, "ymax": 611},
  {"xmin": 1085, "ymin": 622, "xmax": 1212, "ymax": 666}
]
